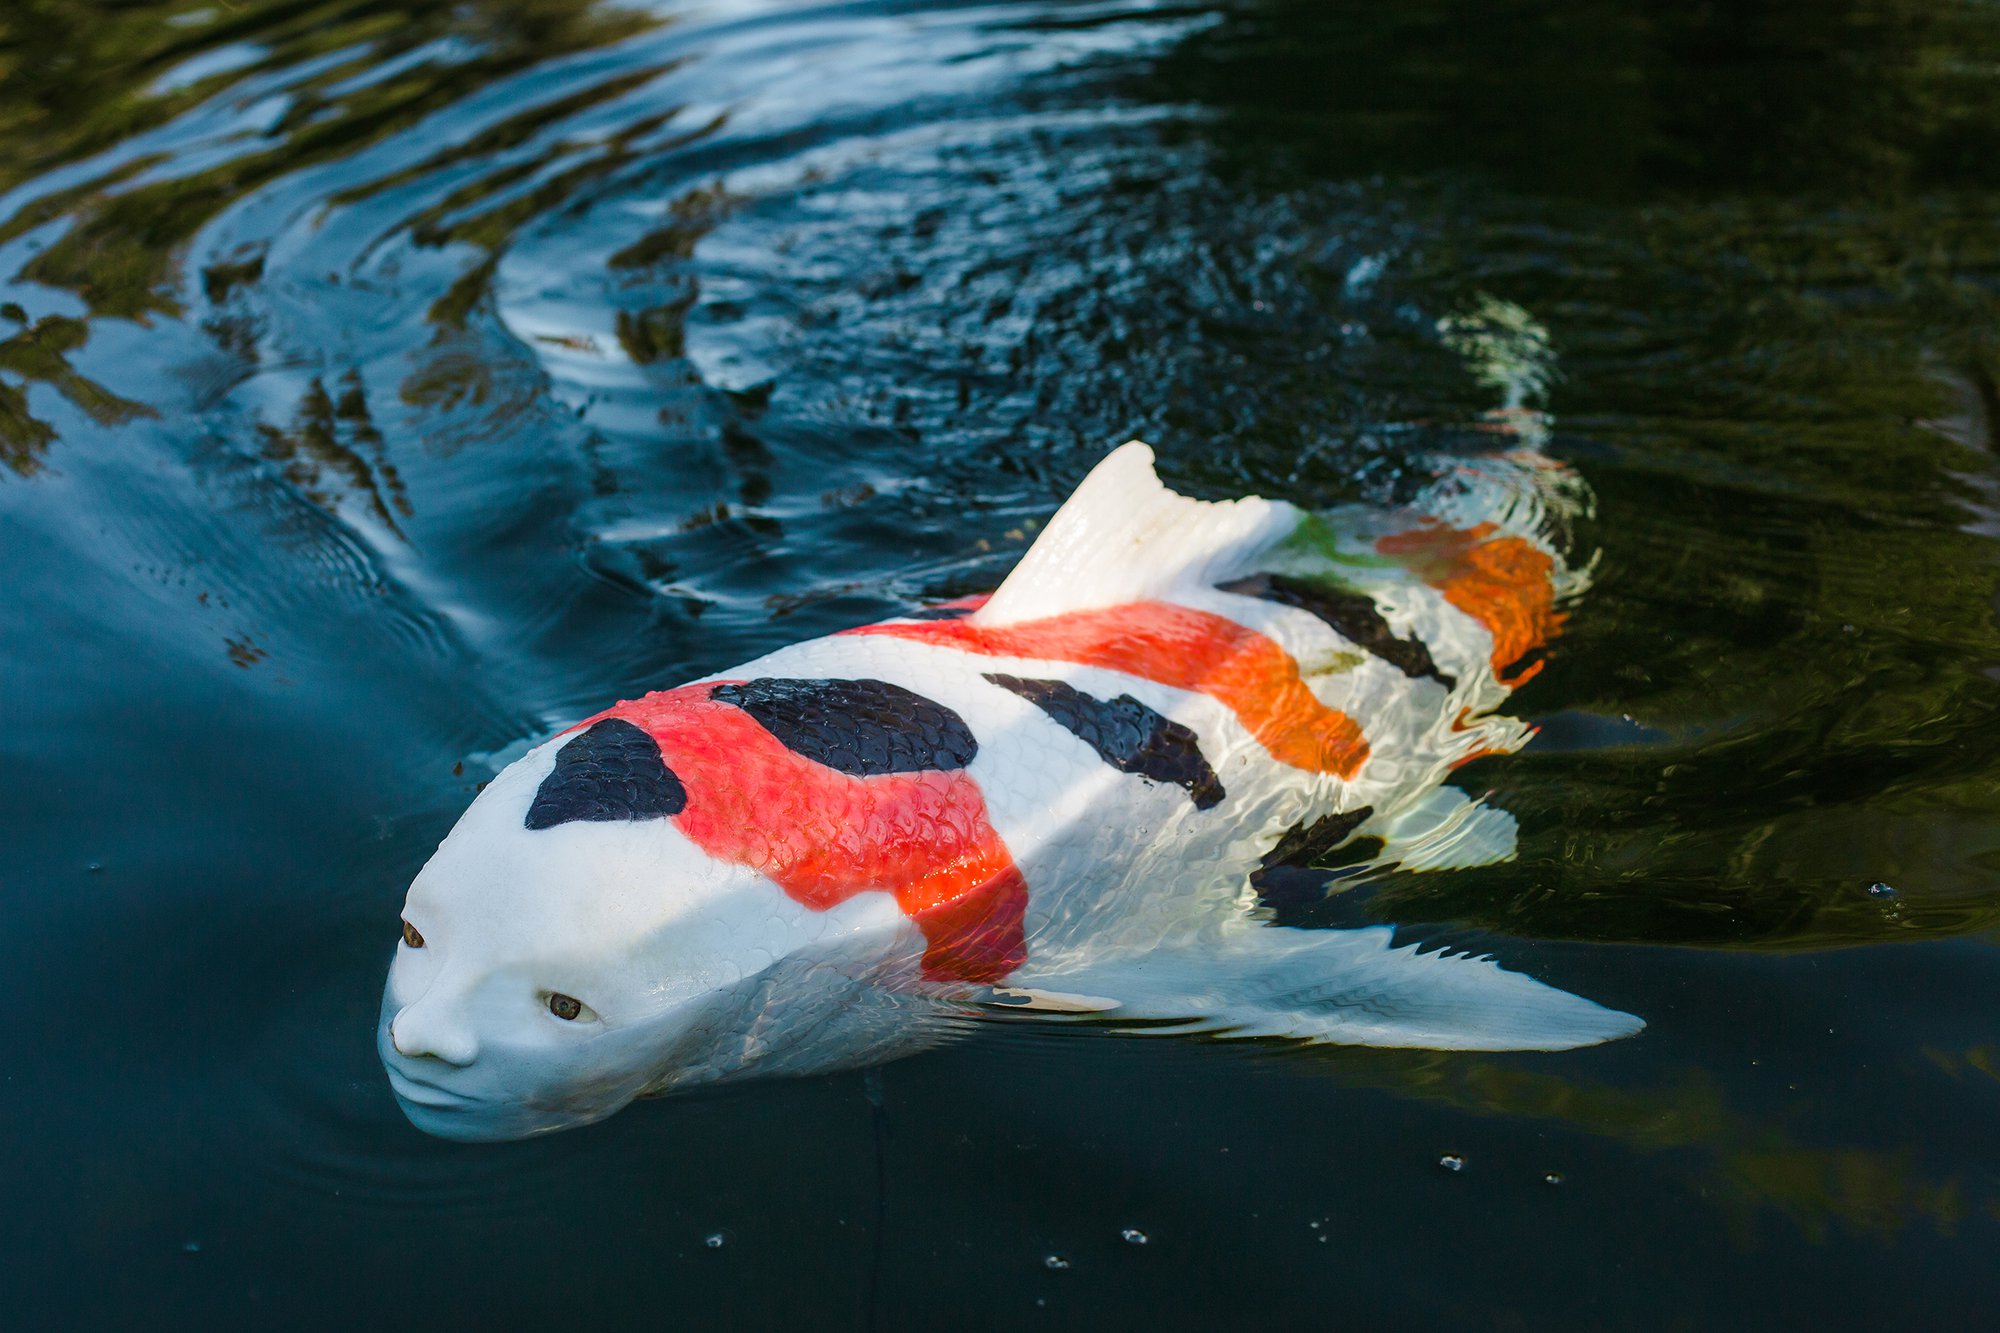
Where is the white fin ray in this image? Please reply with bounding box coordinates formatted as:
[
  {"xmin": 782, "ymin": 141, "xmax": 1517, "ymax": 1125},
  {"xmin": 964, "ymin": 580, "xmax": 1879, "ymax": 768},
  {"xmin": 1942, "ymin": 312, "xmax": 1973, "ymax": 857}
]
[
  {"xmin": 973, "ymin": 441, "xmax": 1301, "ymax": 626},
  {"xmin": 1370, "ymin": 786, "xmax": 1520, "ymax": 871},
  {"xmin": 1002, "ymin": 923, "xmax": 1641, "ymax": 1051},
  {"xmin": 983, "ymin": 986, "xmax": 1122, "ymax": 1014}
]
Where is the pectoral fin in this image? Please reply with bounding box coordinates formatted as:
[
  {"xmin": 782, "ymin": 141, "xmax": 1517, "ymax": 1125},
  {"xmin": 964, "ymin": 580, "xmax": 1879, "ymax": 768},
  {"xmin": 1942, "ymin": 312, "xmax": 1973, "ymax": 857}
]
[
  {"xmin": 982, "ymin": 986, "xmax": 1122, "ymax": 1014},
  {"xmin": 1000, "ymin": 922, "xmax": 1642, "ymax": 1052},
  {"xmin": 1371, "ymin": 786, "xmax": 1518, "ymax": 871}
]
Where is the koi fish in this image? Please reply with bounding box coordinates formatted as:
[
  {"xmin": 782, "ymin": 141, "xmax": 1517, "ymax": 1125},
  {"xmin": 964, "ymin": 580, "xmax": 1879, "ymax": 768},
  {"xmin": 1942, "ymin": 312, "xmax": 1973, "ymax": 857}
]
[{"xmin": 380, "ymin": 442, "xmax": 1641, "ymax": 1140}]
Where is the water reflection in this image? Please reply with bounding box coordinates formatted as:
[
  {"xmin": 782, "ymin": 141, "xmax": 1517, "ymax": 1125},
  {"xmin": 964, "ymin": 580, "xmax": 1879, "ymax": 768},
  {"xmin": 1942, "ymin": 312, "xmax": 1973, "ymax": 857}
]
[
  {"xmin": 1317, "ymin": 1046, "xmax": 1985, "ymax": 1247},
  {"xmin": 253, "ymin": 372, "xmax": 412, "ymax": 532},
  {"xmin": 5, "ymin": 0, "xmax": 2000, "ymax": 1325},
  {"xmin": 1156, "ymin": 0, "xmax": 2000, "ymax": 198},
  {"xmin": 0, "ymin": 309, "xmax": 154, "ymax": 472}
]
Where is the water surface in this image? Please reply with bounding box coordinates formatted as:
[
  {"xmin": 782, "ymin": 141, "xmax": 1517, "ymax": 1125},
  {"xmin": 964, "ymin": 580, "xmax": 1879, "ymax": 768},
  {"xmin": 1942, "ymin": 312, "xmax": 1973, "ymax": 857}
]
[{"xmin": 5, "ymin": 0, "xmax": 2000, "ymax": 1326}]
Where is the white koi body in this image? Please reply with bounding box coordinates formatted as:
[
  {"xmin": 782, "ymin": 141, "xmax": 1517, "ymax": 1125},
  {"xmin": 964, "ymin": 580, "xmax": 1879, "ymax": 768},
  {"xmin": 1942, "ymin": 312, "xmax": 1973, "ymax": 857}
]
[{"xmin": 381, "ymin": 442, "xmax": 1640, "ymax": 1141}]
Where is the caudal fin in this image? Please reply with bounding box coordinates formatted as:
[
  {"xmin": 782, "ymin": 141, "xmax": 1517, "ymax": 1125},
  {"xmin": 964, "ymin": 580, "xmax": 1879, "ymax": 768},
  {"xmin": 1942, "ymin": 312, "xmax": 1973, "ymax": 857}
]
[{"xmin": 973, "ymin": 442, "xmax": 1301, "ymax": 626}]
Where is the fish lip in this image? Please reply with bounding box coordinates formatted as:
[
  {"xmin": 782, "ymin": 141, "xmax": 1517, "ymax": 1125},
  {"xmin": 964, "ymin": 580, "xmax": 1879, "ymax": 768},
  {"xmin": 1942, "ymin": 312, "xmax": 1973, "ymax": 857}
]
[{"xmin": 385, "ymin": 1065, "xmax": 480, "ymax": 1110}]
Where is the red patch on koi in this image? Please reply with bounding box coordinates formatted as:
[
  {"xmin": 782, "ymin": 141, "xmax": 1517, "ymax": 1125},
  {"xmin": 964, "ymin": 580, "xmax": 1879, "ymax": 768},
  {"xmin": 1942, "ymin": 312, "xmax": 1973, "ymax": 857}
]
[
  {"xmin": 1376, "ymin": 521, "xmax": 1561, "ymax": 684},
  {"xmin": 581, "ymin": 685, "xmax": 1026, "ymax": 985},
  {"xmin": 848, "ymin": 601, "xmax": 1369, "ymax": 779},
  {"xmin": 919, "ymin": 594, "xmax": 992, "ymax": 615}
]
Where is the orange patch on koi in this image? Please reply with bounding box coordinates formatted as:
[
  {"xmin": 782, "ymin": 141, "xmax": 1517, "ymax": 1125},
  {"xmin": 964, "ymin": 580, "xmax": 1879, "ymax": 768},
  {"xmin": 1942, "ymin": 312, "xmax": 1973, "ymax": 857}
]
[
  {"xmin": 850, "ymin": 601, "xmax": 1369, "ymax": 779},
  {"xmin": 1377, "ymin": 521, "xmax": 1561, "ymax": 683},
  {"xmin": 584, "ymin": 685, "xmax": 1027, "ymax": 984}
]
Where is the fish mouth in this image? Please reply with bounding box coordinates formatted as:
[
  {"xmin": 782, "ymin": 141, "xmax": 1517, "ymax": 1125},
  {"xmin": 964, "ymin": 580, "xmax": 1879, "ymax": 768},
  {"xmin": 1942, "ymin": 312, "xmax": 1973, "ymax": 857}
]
[{"xmin": 385, "ymin": 1065, "xmax": 481, "ymax": 1111}]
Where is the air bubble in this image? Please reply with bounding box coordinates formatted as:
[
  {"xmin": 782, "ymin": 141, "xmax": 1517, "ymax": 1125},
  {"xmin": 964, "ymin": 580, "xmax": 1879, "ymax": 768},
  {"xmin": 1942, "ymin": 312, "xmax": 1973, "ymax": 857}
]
[
  {"xmin": 1043, "ymin": 1254, "xmax": 1070, "ymax": 1270},
  {"xmin": 1544, "ymin": 1172, "xmax": 1565, "ymax": 1186},
  {"xmin": 1438, "ymin": 1154, "xmax": 1466, "ymax": 1172},
  {"xmin": 1867, "ymin": 882, "xmax": 1897, "ymax": 899},
  {"xmin": 1120, "ymin": 1229, "xmax": 1148, "ymax": 1245},
  {"xmin": 704, "ymin": 1232, "xmax": 728, "ymax": 1249}
]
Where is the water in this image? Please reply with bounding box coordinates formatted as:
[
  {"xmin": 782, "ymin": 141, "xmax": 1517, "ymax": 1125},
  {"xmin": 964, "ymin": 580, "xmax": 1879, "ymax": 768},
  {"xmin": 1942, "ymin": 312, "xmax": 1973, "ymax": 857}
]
[{"xmin": 5, "ymin": 0, "xmax": 2000, "ymax": 1326}]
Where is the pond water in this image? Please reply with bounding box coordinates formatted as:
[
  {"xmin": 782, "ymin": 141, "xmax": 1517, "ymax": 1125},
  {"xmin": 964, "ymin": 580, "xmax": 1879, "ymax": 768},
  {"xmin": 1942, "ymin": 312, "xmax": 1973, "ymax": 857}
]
[{"xmin": 6, "ymin": 0, "xmax": 2000, "ymax": 1326}]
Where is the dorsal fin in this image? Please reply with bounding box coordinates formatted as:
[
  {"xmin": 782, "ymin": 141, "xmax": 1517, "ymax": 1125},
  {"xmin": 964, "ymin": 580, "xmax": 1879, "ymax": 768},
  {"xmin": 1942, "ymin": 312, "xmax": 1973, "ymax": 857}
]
[{"xmin": 972, "ymin": 442, "xmax": 1300, "ymax": 627}]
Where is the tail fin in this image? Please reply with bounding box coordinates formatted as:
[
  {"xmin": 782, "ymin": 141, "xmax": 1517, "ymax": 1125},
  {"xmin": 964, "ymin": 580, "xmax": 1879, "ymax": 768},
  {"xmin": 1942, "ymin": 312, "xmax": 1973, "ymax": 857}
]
[
  {"xmin": 973, "ymin": 442, "xmax": 1301, "ymax": 627},
  {"xmin": 1409, "ymin": 448, "xmax": 1594, "ymax": 604}
]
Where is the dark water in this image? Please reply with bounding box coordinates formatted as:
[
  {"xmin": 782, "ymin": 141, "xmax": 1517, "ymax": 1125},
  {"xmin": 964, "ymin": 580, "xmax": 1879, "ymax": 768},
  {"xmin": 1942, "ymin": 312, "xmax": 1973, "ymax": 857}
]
[{"xmin": 6, "ymin": 0, "xmax": 2000, "ymax": 1326}]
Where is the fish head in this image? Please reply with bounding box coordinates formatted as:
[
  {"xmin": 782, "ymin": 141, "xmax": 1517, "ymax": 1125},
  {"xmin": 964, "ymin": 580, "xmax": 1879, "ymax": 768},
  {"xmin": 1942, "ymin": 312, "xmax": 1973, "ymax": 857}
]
[{"xmin": 377, "ymin": 723, "xmax": 899, "ymax": 1141}]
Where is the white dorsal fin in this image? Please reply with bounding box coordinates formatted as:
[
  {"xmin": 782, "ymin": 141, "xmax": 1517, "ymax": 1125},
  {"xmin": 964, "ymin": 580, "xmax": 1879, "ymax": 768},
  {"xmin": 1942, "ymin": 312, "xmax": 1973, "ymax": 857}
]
[{"xmin": 972, "ymin": 441, "xmax": 1301, "ymax": 627}]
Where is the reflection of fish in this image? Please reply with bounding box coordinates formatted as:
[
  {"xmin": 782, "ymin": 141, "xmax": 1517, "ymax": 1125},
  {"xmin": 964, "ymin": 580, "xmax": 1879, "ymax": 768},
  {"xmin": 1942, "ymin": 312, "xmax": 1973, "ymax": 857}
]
[{"xmin": 380, "ymin": 441, "xmax": 1641, "ymax": 1140}]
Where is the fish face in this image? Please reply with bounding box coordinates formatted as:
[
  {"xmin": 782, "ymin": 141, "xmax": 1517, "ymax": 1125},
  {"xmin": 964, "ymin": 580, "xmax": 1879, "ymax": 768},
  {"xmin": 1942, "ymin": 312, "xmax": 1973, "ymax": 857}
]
[{"xmin": 379, "ymin": 735, "xmax": 903, "ymax": 1141}]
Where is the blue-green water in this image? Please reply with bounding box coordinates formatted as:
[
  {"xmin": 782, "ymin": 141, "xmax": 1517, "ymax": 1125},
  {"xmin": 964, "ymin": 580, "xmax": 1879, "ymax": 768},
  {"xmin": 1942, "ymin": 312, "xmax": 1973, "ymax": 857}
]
[{"xmin": 5, "ymin": 0, "xmax": 2000, "ymax": 1326}]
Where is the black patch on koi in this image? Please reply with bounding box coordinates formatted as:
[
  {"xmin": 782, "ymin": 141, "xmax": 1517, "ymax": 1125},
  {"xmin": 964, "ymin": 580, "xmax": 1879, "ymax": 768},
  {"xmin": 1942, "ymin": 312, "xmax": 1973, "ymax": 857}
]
[
  {"xmin": 903, "ymin": 604, "xmax": 977, "ymax": 621},
  {"xmin": 1258, "ymin": 805, "xmax": 1376, "ymax": 869},
  {"xmin": 525, "ymin": 718, "xmax": 687, "ymax": 830},
  {"xmin": 1250, "ymin": 806, "xmax": 1382, "ymax": 912},
  {"xmin": 1219, "ymin": 573, "xmax": 1456, "ymax": 690},
  {"xmin": 1251, "ymin": 860, "xmax": 1385, "ymax": 925},
  {"xmin": 711, "ymin": 677, "xmax": 978, "ymax": 774},
  {"xmin": 985, "ymin": 673, "xmax": 1225, "ymax": 810}
]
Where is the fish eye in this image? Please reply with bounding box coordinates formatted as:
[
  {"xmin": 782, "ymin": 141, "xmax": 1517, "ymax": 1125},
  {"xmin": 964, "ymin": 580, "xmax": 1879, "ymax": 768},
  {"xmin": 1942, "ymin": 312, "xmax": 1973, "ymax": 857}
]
[
  {"xmin": 548, "ymin": 992, "xmax": 584, "ymax": 1021},
  {"xmin": 401, "ymin": 920, "xmax": 425, "ymax": 949}
]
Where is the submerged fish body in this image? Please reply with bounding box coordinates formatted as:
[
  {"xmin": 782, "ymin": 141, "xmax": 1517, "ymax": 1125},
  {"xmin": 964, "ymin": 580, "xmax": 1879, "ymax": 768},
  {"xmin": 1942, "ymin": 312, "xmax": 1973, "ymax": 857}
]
[{"xmin": 380, "ymin": 442, "xmax": 1641, "ymax": 1140}]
